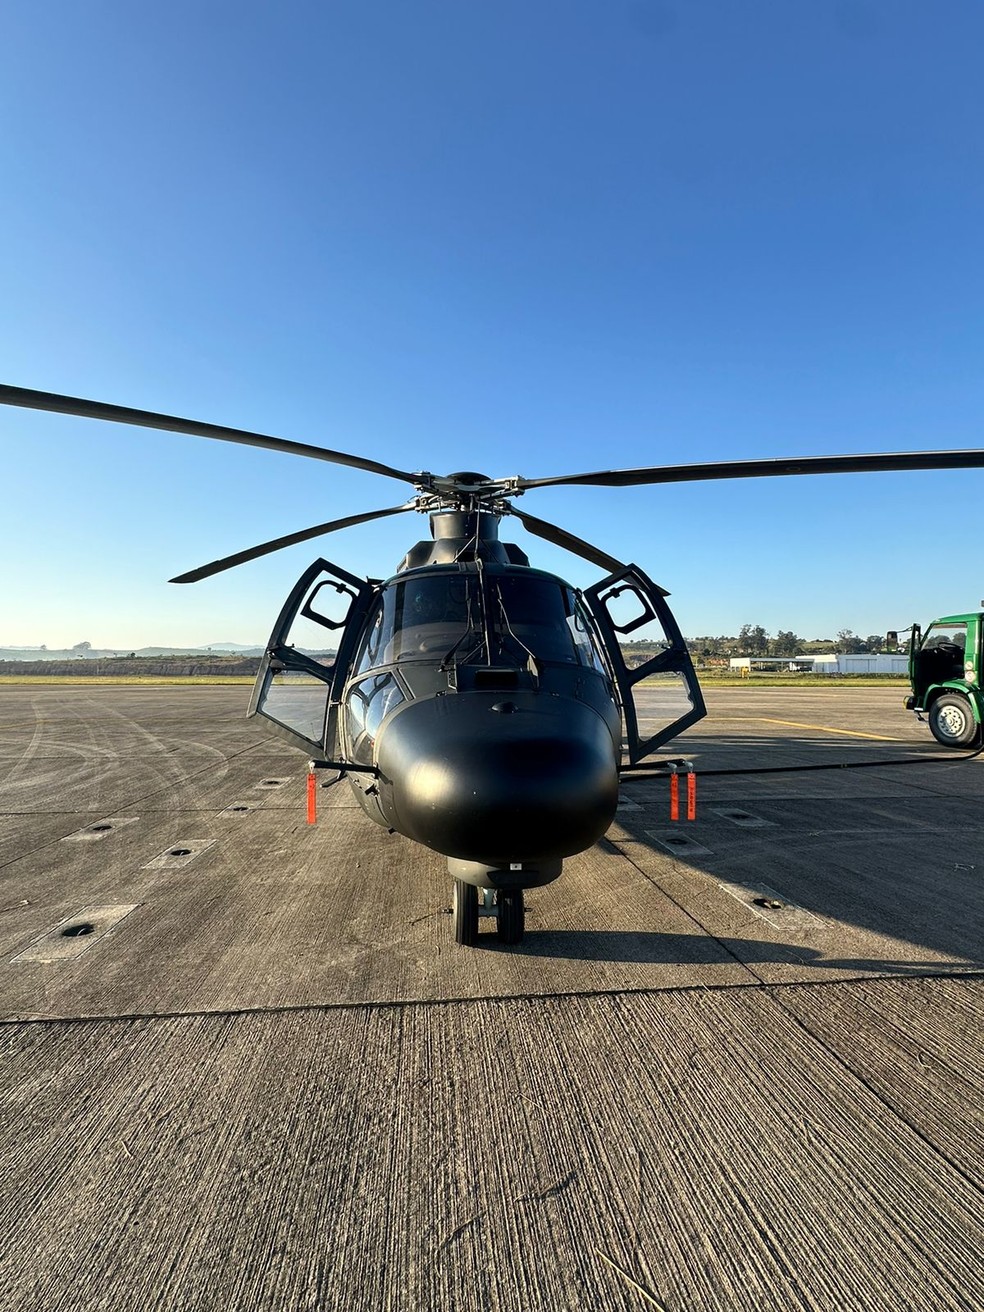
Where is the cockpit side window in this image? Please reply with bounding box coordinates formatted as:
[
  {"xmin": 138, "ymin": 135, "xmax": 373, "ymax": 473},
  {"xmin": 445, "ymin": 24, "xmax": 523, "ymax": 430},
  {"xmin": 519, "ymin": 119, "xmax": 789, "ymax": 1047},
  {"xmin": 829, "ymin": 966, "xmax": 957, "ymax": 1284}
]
[
  {"xmin": 354, "ymin": 596, "xmax": 383, "ymax": 676},
  {"xmin": 345, "ymin": 672, "xmax": 405, "ymax": 765},
  {"xmin": 567, "ymin": 592, "xmax": 610, "ymax": 673}
]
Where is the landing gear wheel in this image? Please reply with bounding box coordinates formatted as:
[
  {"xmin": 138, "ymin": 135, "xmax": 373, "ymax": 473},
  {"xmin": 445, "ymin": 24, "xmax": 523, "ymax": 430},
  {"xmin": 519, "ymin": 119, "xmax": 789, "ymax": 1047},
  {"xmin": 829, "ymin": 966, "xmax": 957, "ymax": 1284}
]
[
  {"xmin": 929, "ymin": 694, "xmax": 980, "ymax": 748},
  {"xmin": 452, "ymin": 880, "xmax": 479, "ymax": 946},
  {"xmin": 496, "ymin": 889, "xmax": 525, "ymax": 945}
]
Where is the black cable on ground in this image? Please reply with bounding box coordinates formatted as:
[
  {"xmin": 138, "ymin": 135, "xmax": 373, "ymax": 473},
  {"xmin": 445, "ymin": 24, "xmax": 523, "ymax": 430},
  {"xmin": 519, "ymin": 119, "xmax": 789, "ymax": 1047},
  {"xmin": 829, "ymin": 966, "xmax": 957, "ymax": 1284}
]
[{"xmin": 620, "ymin": 743, "xmax": 984, "ymax": 779}]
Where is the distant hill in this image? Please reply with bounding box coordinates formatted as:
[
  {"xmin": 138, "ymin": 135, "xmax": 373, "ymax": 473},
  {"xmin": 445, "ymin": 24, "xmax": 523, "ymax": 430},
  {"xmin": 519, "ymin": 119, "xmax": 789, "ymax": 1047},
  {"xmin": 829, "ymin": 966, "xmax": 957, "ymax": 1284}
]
[{"xmin": 201, "ymin": 643, "xmax": 267, "ymax": 652}]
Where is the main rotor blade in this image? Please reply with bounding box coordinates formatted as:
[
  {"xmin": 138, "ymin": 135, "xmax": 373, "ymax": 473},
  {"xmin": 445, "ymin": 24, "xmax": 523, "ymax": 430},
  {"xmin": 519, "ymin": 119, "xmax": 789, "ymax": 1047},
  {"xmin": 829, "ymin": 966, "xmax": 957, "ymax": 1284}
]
[
  {"xmin": 515, "ymin": 448, "xmax": 984, "ymax": 491},
  {"xmin": 508, "ymin": 506, "xmax": 626, "ymax": 575},
  {"xmin": 169, "ymin": 501, "xmax": 417, "ymax": 583},
  {"xmin": 0, "ymin": 384, "xmax": 419, "ymax": 486}
]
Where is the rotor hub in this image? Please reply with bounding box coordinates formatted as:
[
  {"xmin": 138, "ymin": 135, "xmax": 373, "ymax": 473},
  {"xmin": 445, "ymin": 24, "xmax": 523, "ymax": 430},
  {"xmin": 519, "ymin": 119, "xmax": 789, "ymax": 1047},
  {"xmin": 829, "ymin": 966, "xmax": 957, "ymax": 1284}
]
[{"xmin": 412, "ymin": 470, "xmax": 525, "ymax": 517}]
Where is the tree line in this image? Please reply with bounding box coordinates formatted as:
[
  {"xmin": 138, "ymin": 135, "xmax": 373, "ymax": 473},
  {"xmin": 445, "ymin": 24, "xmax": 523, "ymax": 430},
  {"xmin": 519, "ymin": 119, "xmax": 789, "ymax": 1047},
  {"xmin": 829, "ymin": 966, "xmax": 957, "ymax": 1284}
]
[
  {"xmin": 690, "ymin": 626, "xmax": 892, "ymax": 658},
  {"xmin": 621, "ymin": 626, "xmax": 895, "ymax": 661}
]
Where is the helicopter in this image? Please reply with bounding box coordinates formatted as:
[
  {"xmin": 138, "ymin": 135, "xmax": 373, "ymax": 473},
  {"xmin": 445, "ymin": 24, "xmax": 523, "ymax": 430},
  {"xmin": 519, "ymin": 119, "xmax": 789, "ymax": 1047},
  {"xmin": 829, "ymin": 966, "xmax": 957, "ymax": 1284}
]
[{"xmin": 5, "ymin": 383, "xmax": 984, "ymax": 946}]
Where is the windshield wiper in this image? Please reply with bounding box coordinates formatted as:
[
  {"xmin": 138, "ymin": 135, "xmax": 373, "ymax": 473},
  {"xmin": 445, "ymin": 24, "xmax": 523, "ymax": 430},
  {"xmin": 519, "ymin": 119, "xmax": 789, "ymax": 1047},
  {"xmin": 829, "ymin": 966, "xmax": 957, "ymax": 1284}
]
[
  {"xmin": 439, "ymin": 627, "xmax": 484, "ymax": 671},
  {"xmin": 439, "ymin": 581, "xmax": 483, "ymax": 671},
  {"xmin": 494, "ymin": 583, "xmax": 540, "ymax": 682}
]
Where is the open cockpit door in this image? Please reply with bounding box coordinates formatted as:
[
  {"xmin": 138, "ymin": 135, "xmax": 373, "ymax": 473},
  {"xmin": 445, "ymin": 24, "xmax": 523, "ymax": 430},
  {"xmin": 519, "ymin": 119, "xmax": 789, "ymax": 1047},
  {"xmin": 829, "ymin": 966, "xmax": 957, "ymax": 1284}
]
[
  {"xmin": 248, "ymin": 558, "xmax": 375, "ymax": 759},
  {"xmin": 583, "ymin": 564, "xmax": 706, "ymax": 765}
]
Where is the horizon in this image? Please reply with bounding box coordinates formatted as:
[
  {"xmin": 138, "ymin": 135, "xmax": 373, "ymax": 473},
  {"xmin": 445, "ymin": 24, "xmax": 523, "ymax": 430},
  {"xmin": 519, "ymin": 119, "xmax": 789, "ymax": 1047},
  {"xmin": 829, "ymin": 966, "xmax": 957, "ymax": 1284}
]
[{"xmin": 0, "ymin": 625, "xmax": 901, "ymax": 653}]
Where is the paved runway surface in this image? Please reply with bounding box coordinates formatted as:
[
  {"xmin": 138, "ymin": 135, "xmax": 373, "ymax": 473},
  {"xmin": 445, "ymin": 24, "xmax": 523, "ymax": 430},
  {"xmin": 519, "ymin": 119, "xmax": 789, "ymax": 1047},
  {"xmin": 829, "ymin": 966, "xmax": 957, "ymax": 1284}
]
[{"xmin": 1, "ymin": 685, "xmax": 982, "ymax": 1310}]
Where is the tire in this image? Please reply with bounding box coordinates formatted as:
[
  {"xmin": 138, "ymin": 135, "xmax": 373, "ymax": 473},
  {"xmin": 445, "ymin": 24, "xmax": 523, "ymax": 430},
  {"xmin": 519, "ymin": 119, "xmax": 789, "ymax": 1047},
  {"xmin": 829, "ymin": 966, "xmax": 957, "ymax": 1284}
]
[
  {"xmin": 452, "ymin": 880, "xmax": 479, "ymax": 946},
  {"xmin": 929, "ymin": 694, "xmax": 980, "ymax": 748},
  {"xmin": 496, "ymin": 890, "xmax": 525, "ymax": 945}
]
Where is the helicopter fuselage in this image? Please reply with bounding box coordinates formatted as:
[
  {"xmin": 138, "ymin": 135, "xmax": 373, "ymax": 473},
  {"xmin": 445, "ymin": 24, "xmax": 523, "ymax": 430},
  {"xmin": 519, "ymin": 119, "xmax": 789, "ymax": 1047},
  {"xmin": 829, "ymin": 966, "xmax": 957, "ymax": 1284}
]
[{"xmin": 338, "ymin": 560, "xmax": 623, "ymax": 887}]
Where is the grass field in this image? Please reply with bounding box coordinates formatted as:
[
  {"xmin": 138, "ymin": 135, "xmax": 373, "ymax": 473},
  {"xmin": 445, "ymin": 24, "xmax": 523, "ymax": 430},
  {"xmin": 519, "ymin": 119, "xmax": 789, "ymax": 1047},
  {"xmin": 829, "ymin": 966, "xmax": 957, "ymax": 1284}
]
[
  {"xmin": 686, "ymin": 673, "xmax": 909, "ymax": 688},
  {"xmin": 0, "ymin": 676, "xmax": 257, "ymax": 686}
]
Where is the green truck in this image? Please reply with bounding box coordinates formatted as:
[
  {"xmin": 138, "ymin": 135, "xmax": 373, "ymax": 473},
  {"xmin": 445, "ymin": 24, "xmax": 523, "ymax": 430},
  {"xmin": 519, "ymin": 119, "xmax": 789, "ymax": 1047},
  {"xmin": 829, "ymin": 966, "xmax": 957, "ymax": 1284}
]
[{"xmin": 898, "ymin": 612, "xmax": 984, "ymax": 747}]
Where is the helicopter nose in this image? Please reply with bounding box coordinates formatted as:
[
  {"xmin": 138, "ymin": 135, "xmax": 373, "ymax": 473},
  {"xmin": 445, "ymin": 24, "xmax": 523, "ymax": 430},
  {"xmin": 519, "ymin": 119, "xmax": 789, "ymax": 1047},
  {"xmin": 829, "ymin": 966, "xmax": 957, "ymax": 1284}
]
[{"xmin": 376, "ymin": 694, "xmax": 619, "ymax": 865}]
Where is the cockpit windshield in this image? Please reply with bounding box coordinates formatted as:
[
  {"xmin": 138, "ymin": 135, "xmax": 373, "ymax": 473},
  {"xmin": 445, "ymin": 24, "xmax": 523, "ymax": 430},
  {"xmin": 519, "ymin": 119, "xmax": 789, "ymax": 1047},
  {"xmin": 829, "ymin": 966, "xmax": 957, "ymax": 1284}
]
[
  {"xmin": 492, "ymin": 576, "xmax": 578, "ymax": 665},
  {"xmin": 355, "ymin": 574, "xmax": 478, "ymax": 671},
  {"xmin": 353, "ymin": 570, "xmax": 609, "ymax": 675}
]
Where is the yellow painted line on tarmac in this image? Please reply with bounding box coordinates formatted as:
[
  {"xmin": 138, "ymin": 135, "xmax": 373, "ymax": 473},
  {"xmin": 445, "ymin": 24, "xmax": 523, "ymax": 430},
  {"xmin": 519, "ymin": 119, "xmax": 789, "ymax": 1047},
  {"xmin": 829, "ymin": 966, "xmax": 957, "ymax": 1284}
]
[{"xmin": 712, "ymin": 716, "xmax": 900, "ymax": 742}]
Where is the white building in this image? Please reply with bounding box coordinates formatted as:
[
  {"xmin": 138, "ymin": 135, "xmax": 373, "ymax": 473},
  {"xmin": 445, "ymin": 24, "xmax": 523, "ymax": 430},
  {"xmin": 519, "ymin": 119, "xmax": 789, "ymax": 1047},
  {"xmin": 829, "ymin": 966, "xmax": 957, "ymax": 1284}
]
[
  {"xmin": 729, "ymin": 654, "xmax": 909, "ymax": 675},
  {"xmin": 828, "ymin": 654, "xmax": 909, "ymax": 675}
]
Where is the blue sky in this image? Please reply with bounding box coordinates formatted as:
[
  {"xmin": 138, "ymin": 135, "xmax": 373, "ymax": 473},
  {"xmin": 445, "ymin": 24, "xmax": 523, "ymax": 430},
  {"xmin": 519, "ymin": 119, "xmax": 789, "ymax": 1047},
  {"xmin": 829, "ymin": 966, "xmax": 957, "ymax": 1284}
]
[{"xmin": 2, "ymin": 1, "xmax": 982, "ymax": 648}]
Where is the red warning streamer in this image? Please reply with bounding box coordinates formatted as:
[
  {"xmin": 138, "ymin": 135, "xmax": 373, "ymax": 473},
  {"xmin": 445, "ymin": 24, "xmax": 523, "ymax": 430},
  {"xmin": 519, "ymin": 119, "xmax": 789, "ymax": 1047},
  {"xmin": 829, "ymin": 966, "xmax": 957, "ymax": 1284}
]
[
  {"xmin": 687, "ymin": 769, "xmax": 697, "ymax": 821},
  {"xmin": 669, "ymin": 771, "xmax": 680, "ymax": 821},
  {"xmin": 307, "ymin": 770, "xmax": 317, "ymax": 825}
]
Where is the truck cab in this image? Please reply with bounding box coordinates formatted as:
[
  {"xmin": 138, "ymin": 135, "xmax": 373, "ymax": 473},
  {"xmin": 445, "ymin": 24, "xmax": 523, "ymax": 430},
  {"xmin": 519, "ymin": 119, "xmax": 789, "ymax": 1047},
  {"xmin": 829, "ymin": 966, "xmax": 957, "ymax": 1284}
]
[{"xmin": 905, "ymin": 612, "xmax": 983, "ymax": 747}]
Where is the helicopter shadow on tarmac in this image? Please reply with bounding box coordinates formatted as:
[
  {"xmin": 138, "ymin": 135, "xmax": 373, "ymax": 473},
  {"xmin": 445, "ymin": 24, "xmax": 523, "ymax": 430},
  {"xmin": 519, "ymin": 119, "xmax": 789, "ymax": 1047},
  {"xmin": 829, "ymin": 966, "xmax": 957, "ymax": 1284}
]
[
  {"xmin": 476, "ymin": 928, "xmax": 983, "ymax": 977},
  {"xmin": 470, "ymin": 720, "xmax": 984, "ymax": 976}
]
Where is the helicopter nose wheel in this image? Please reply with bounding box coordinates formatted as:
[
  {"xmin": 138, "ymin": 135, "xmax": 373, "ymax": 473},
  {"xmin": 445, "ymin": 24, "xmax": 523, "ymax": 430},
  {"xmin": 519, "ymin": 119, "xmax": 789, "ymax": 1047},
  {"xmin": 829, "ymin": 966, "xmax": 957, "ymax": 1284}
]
[
  {"xmin": 452, "ymin": 879, "xmax": 479, "ymax": 946},
  {"xmin": 450, "ymin": 880, "xmax": 526, "ymax": 946},
  {"xmin": 496, "ymin": 889, "xmax": 525, "ymax": 945}
]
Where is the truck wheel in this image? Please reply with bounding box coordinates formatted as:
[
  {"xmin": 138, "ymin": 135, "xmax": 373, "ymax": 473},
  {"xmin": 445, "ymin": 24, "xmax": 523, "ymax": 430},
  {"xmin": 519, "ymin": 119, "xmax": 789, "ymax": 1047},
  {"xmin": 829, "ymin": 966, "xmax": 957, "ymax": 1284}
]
[{"xmin": 929, "ymin": 694, "xmax": 980, "ymax": 748}]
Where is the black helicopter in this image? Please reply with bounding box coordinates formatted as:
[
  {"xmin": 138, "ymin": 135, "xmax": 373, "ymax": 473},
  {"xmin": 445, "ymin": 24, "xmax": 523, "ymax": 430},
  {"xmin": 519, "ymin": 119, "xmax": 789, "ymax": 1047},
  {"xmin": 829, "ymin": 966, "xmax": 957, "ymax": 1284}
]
[{"xmin": 5, "ymin": 383, "xmax": 984, "ymax": 946}]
